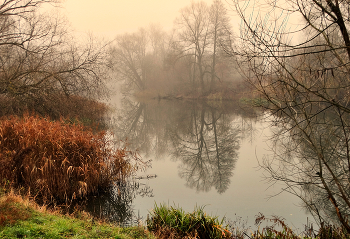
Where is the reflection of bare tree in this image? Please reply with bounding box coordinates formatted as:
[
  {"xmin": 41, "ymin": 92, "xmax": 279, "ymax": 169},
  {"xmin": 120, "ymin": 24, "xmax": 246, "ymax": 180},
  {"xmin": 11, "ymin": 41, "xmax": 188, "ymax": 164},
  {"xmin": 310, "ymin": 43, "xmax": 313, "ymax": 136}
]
[
  {"xmin": 111, "ymin": 97, "xmax": 152, "ymax": 155},
  {"xmin": 111, "ymin": 97, "xmax": 178, "ymax": 157},
  {"xmin": 82, "ymin": 180, "xmax": 154, "ymax": 226},
  {"xmin": 111, "ymin": 98, "xmax": 259, "ymax": 194},
  {"xmin": 264, "ymin": 108, "xmax": 350, "ymax": 226},
  {"xmin": 170, "ymin": 102, "xmax": 241, "ymax": 193}
]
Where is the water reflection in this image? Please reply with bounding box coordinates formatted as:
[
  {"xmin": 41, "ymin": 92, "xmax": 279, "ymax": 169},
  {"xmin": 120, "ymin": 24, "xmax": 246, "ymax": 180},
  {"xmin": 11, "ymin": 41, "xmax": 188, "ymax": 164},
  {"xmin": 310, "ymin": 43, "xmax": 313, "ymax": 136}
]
[
  {"xmin": 83, "ymin": 180, "xmax": 154, "ymax": 226},
  {"xmin": 111, "ymin": 98, "xmax": 259, "ymax": 194},
  {"xmin": 266, "ymin": 106, "xmax": 350, "ymax": 226},
  {"xmin": 168, "ymin": 103, "xmax": 241, "ymax": 193},
  {"xmin": 84, "ymin": 98, "xmax": 310, "ymax": 228}
]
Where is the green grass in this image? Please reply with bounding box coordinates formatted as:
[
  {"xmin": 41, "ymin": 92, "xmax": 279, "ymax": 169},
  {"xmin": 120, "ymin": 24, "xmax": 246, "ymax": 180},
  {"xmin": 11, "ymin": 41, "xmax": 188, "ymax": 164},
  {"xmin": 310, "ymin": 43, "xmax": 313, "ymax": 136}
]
[
  {"xmin": 146, "ymin": 203, "xmax": 231, "ymax": 239},
  {"xmin": 1, "ymin": 215, "xmax": 150, "ymax": 238},
  {"xmin": 2, "ymin": 194, "xmax": 350, "ymax": 239},
  {"xmin": 0, "ymin": 192, "xmax": 154, "ymax": 239}
]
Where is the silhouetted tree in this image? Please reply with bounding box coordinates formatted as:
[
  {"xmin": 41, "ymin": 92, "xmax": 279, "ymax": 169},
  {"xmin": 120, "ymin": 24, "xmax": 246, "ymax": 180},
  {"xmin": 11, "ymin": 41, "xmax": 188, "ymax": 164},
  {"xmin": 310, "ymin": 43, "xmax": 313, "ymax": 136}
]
[
  {"xmin": 0, "ymin": 0, "xmax": 109, "ymax": 116},
  {"xmin": 231, "ymin": 0, "xmax": 350, "ymax": 230}
]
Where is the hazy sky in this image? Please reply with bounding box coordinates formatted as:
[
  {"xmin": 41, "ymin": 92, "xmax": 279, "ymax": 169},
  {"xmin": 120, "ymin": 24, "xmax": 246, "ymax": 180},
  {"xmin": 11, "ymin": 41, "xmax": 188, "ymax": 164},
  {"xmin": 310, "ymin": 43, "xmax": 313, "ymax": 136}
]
[
  {"xmin": 61, "ymin": 0, "xmax": 214, "ymax": 39},
  {"xmin": 59, "ymin": 0, "xmax": 303, "ymax": 45}
]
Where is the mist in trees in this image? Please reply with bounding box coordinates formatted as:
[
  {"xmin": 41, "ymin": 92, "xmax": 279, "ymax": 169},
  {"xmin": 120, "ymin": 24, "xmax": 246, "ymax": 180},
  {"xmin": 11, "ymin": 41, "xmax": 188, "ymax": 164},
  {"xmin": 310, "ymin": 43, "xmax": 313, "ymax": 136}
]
[
  {"xmin": 109, "ymin": 0, "xmax": 243, "ymax": 99},
  {"xmin": 12, "ymin": 0, "xmax": 350, "ymax": 229},
  {"xmin": 230, "ymin": 0, "xmax": 350, "ymax": 230}
]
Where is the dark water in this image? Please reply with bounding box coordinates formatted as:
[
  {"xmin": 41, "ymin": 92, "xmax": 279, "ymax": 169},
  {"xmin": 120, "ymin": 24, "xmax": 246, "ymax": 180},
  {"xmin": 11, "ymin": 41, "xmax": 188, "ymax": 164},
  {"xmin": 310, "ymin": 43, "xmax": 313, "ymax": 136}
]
[{"xmin": 86, "ymin": 98, "xmax": 311, "ymax": 230}]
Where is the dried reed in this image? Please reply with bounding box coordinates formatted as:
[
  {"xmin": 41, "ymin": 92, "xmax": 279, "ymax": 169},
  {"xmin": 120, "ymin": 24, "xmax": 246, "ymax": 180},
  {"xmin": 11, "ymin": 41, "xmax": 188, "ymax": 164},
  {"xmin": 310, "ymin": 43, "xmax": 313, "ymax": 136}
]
[{"xmin": 0, "ymin": 114, "xmax": 143, "ymax": 203}]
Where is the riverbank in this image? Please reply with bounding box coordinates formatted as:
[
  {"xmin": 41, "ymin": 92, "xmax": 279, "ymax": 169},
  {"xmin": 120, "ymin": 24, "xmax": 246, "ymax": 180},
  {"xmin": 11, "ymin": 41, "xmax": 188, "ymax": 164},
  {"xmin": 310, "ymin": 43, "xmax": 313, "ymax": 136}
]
[
  {"xmin": 133, "ymin": 80, "xmax": 258, "ymax": 103},
  {"xmin": 2, "ymin": 189, "xmax": 349, "ymax": 239},
  {"xmin": 0, "ymin": 190, "xmax": 154, "ymax": 238}
]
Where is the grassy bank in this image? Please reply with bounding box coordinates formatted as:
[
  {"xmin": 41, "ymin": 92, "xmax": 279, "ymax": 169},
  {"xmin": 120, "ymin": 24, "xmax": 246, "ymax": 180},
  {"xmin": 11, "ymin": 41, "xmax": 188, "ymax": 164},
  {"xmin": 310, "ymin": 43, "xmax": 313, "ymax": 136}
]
[
  {"xmin": 0, "ymin": 190, "xmax": 154, "ymax": 239},
  {"xmin": 1, "ymin": 191, "xmax": 350, "ymax": 239}
]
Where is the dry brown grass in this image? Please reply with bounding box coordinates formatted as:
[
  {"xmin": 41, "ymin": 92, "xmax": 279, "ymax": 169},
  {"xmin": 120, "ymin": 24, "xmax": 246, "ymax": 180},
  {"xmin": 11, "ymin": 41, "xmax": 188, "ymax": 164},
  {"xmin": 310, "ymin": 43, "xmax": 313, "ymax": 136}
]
[
  {"xmin": 0, "ymin": 190, "xmax": 40, "ymax": 227},
  {"xmin": 0, "ymin": 114, "xmax": 143, "ymax": 204},
  {"xmin": 0, "ymin": 94, "xmax": 109, "ymax": 129},
  {"xmin": 0, "ymin": 194, "xmax": 30, "ymax": 227}
]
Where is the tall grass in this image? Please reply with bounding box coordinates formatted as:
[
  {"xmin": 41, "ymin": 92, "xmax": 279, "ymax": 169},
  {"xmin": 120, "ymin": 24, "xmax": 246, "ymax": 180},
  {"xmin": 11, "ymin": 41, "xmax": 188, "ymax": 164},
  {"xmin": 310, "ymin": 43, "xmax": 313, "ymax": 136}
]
[
  {"xmin": 251, "ymin": 213, "xmax": 300, "ymax": 239},
  {"xmin": 147, "ymin": 203, "xmax": 231, "ymax": 239},
  {"xmin": 250, "ymin": 213, "xmax": 350, "ymax": 239},
  {"xmin": 0, "ymin": 114, "xmax": 144, "ymax": 203}
]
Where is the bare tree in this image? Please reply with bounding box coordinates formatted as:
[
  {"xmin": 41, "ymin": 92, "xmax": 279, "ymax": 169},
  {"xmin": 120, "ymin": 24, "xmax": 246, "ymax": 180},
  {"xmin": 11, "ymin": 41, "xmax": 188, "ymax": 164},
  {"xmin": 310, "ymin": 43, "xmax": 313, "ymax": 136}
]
[
  {"xmin": 230, "ymin": 0, "xmax": 350, "ymax": 230},
  {"xmin": 174, "ymin": 1, "xmax": 211, "ymax": 94},
  {"xmin": 172, "ymin": 0, "xmax": 233, "ymax": 95},
  {"xmin": 0, "ymin": 0, "xmax": 109, "ymax": 116},
  {"xmin": 110, "ymin": 29, "xmax": 148, "ymax": 92},
  {"xmin": 209, "ymin": 0, "xmax": 232, "ymax": 92}
]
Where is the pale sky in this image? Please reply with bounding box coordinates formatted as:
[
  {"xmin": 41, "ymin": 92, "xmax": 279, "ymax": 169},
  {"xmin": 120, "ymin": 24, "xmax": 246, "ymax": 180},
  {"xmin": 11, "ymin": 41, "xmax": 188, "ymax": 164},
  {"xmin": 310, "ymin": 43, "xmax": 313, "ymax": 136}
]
[
  {"xmin": 60, "ymin": 0, "xmax": 214, "ymax": 40},
  {"xmin": 56, "ymin": 0, "xmax": 303, "ymax": 45}
]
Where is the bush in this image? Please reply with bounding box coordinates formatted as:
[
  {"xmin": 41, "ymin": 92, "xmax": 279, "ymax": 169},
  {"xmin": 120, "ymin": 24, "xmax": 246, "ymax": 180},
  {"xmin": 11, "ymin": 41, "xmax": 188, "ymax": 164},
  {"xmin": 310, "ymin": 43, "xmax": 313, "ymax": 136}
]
[
  {"xmin": 0, "ymin": 114, "xmax": 143, "ymax": 203},
  {"xmin": 0, "ymin": 94, "xmax": 109, "ymax": 129},
  {"xmin": 147, "ymin": 203, "xmax": 231, "ymax": 239}
]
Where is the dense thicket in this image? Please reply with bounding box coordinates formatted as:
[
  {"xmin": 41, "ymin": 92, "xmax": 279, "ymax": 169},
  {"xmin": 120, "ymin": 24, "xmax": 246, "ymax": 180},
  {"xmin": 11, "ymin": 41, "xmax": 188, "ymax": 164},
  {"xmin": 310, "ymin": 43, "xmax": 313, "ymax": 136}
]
[{"xmin": 0, "ymin": 115, "xmax": 143, "ymax": 203}]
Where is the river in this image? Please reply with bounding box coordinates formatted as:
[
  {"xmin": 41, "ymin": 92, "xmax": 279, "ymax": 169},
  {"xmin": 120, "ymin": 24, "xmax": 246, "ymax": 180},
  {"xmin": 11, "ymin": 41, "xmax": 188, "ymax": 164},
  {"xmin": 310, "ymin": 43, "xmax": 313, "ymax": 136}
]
[{"xmin": 86, "ymin": 97, "xmax": 312, "ymax": 232}]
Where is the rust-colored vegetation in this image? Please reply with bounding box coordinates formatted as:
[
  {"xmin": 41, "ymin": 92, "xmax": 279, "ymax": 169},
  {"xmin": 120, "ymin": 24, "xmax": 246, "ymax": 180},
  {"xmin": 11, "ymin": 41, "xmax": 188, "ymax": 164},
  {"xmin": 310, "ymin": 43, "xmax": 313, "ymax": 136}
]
[
  {"xmin": 0, "ymin": 114, "xmax": 143, "ymax": 204},
  {"xmin": 0, "ymin": 94, "xmax": 109, "ymax": 129}
]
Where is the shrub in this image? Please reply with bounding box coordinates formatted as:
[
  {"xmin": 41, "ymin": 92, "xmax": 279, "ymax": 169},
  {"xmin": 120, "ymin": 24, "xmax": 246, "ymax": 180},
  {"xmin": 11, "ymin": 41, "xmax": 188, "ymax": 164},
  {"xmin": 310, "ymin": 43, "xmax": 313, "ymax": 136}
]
[
  {"xmin": 0, "ymin": 94, "xmax": 109, "ymax": 129},
  {"xmin": 316, "ymin": 224, "xmax": 350, "ymax": 239},
  {"xmin": 147, "ymin": 203, "xmax": 231, "ymax": 239},
  {"xmin": 0, "ymin": 114, "xmax": 143, "ymax": 203}
]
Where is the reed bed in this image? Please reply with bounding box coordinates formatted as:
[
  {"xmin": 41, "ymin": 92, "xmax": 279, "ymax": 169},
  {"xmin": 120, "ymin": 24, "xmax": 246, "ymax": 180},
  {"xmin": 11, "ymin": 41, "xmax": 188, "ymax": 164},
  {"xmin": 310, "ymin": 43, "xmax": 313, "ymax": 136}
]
[
  {"xmin": 0, "ymin": 94, "xmax": 109, "ymax": 128},
  {"xmin": 249, "ymin": 213, "xmax": 350, "ymax": 239},
  {"xmin": 146, "ymin": 203, "xmax": 231, "ymax": 239},
  {"xmin": 250, "ymin": 213, "xmax": 301, "ymax": 239},
  {"xmin": 0, "ymin": 114, "xmax": 144, "ymax": 203}
]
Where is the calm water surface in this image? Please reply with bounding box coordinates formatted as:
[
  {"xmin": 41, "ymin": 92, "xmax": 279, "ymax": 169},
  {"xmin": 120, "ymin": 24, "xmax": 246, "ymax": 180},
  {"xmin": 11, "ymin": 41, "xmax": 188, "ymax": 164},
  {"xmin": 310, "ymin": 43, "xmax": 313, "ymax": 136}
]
[{"xmin": 96, "ymin": 97, "xmax": 311, "ymax": 230}]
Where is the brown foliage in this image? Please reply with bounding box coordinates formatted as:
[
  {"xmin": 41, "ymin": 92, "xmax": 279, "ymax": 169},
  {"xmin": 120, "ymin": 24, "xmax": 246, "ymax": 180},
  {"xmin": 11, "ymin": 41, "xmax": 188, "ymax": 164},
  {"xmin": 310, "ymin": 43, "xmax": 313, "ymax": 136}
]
[
  {"xmin": 0, "ymin": 94, "xmax": 109, "ymax": 128},
  {"xmin": 0, "ymin": 115, "xmax": 142, "ymax": 203},
  {"xmin": 252, "ymin": 213, "xmax": 300, "ymax": 239}
]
